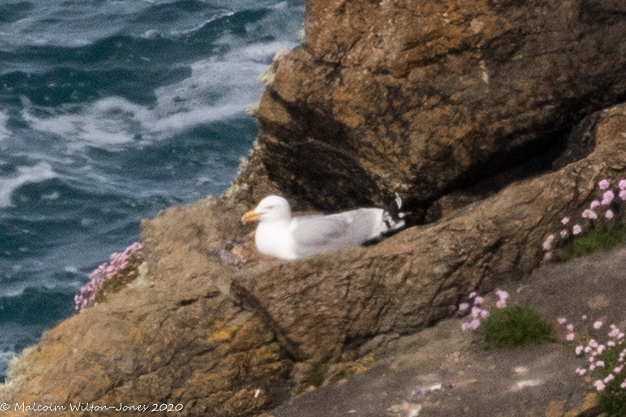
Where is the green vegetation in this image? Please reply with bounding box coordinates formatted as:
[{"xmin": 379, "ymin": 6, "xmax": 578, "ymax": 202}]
[
  {"xmin": 567, "ymin": 225, "xmax": 626, "ymax": 259},
  {"xmin": 482, "ymin": 305, "xmax": 554, "ymax": 348},
  {"xmin": 592, "ymin": 343, "xmax": 626, "ymax": 416}
]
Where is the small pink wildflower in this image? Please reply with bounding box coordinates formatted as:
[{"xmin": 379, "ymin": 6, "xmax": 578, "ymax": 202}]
[
  {"xmin": 622, "ymin": 381, "xmax": 626, "ymax": 389},
  {"xmin": 495, "ymin": 289, "xmax": 509, "ymax": 301},
  {"xmin": 459, "ymin": 302, "xmax": 469, "ymax": 311},
  {"xmin": 599, "ymin": 179, "xmax": 610, "ymax": 190},
  {"xmin": 615, "ymin": 366, "xmax": 624, "ymax": 374},
  {"xmin": 566, "ymin": 324, "xmax": 574, "ymax": 332},
  {"xmin": 608, "ymin": 341, "xmax": 616, "ymax": 347},
  {"xmin": 542, "ymin": 234, "xmax": 555, "ymax": 251},
  {"xmin": 469, "ymin": 291, "xmax": 477, "ymax": 298},
  {"xmin": 561, "ymin": 217, "xmax": 570, "ymax": 225},
  {"xmin": 557, "ymin": 317, "xmax": 567, "ymax": 325},
  {"xmin": 468, "ymin": 318, "xmax": 480, "ymax": 330},
  {"xmin": 620, "ymin": 179, "xmax": 626, "ymax": 190},
  {"xmin": 576, "ymin": 367, "xmax": 587, "ymax": 375},
  {"xmin": 480, "ymin": 309, "xmax": 489, "ymax": 319},
  {"xmin": 582, "ymin": 314, "xmax": 587, "ymax": 321},
  {"xmin": 589, "ymin": 339, "xmax": 599, "ymax": 348},
  {"xmin": 604, "ymin": 374, "xmax": 615, "ymax": 383},
  {"xmin": 471, "ymin": 306, "xmax": 482, "ymax": 318},
  {"xmin": 620, "ymin": 189, "xmax": 626, "ymax": 201},
  {"xmin": 594, "ymin": 380, "xmax": 606, "ymax": 391},
  {"xmin": 566, "ymin": 333, "xmax": 575, "ymax": 341},
  {"xmin": 573, "ymin": 224, "xmax": 582, "ymax": 235},
  {"xmin": 594, "ymin": 321, "xmax": 603, "ymax": 330},
  {"xmin": 590, "ymin": 200, "xmax": 601, "ymax": 209},
  {"xmin": 606, "ymin": 209, "xmax": 614, "ymax": 219},
  {"xmin": 601, "ymin": 190, "xmax": 615, "ymax": 205},
  {"xmin": 473, "ymin": 296, "xmax": 484, "ymax": 305},
  {"xmin": 495, "ymin": 299, "xmax": 506, "ymax": 309},
  {"xmin": 582, "ymin": 209, "xmax": 598, "ymax": 219},
  {"xmin": 560, "ymin": 229, "xmax": 568, "ymax": 238},
  {"xmin": 575, "ymin": 346, "xmax": 583, "ymax": 355}
]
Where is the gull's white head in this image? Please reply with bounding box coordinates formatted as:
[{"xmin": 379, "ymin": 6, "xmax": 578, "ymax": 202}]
[{"xmin": 242, "ymin": 195, "xmax": 291, "ymax": 224}]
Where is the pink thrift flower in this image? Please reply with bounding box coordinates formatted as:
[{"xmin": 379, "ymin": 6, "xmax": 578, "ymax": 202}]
[
  {"xmin": 461, "ymin": 322, "xmax": 470, "ymax": 331},
  {"xmin": 609, "ymin": 341, "xmax": 616, "ymax": 347},
  {"xmin": 468, "ymin": 318, "xmax": 481, "ymax": 330},
  {"xmin": 621, "ymin": 381, "xmax": 626, "ymax": 389},
  {"xmin": 471, "ymin": 306, "xmax": 482, "ymax": 318},
  {"xmin": 561, "ymin": 217, "xmax": 570, "ymax": 225},
  {"xmin": 606, "ymin": 210, "xmax": 615, "ymax": 219},
  {"xmin": 557, "ymin": 317, "xmax": 567, "ymax": 325},
  {"xmin": 469, "ymin": 291, "xmax": 477, "ymax": 298},
  {"xmin": 590, "ymin": 364, "xmax": 596, "ymax": 371},
  {"xmin": 542, "ymin": 234, "xmax": 555, "ymax": 251},
  {"xmin": 582, "ymin": 209, "xmax": 598, "ymax": 219},
  {"xmin": 602, "ymin": 190, "xmax": 615, "ymax": 205},
  {"xmin": 582, "ymin": 314, "xmax": 587, "ymax": 320},
  {"xmin": 480, "ymin": 309, "xmax": 489, "ymax": 319},
  {"xmin": 495, "ymin": 289, "xmax": 509, "ymax": 300},
  {"xmin": 584, "ymin": 346, "xmax": 591, "ymax": 353},
  {"xmin": 599, "ymin": 179, "xmax": 610, "ymax": 190},
  {"xmin": 594, "ymin": 321, "xmax": 603, "ymax": 329},
  {"xmin": 604, "ymin": 374, "xmax": 615, "ymax": 383},
  {"xmin": 473, "ymin": 296, "xmax": 484, "ymax": 305},
  {"xmin": 566, "ymin": 333, "xmax": 575, "ymax": 341},
  {"xmin": 620, "ymin": 190, "xmax": 626, "ymax": 201},
  {"xmin": 576, "ymin": 368, "xmax": 586, "ymax": 375},
  {"xmin": 573, "ymin": 224, "xmax": 582, "ymax": 235},
  {"xmin": 589, "ymin": 339, "xmax": 599, "ymax": 348},
  {"xmin": 620, "ymin": 179, "xmax": 626, "ymax": 190},
  {"xmin": 560, "ymin": 229, "xmax": 568, "ymax": 238},
  {"xmin": 594, "ymin": 380, "xmax": 606, "ymax": 391},
  {"xmin": 597, "ymin": 361, "xmax": 605, "ymax": 367},
  {"xmin": 615, "ymin": 366, "xmax": 624, "ymax": 374},
  {"xmin": 566, "ymin": 324, "xmax": 574, "ymax": 332},
  {"xmin": 598, "ymin": 344, "xmax": 606, "ymax": 354},
  {"xmin": 619, "ymin": 332, "xmax": 625, "ymax": 339},
  {"xmin": 495, "ymin": 299, "xmax": 506, "ymax": 309},
  {"xmin": 575, "ymin": 346, "xmax": 583, "ymax": 355},
  {"xmin": 459, "ymin": 302, "xmax": 469, "ymax": 311},
  {"xmin": 590, "ymin": 200, "xmax": 601, "ymax": 209}
]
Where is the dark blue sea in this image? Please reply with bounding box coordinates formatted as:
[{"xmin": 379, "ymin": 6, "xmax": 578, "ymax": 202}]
[{"xmin": 0, "ymin": 0, "xmax": 303, "ymax": 380}]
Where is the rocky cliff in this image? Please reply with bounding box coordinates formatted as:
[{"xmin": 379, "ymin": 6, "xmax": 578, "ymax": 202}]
[{"xmin": 2, "ymin": 0, "xmax": 626, "ymax": 416}]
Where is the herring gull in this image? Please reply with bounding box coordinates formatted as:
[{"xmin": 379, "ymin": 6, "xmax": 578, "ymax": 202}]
[{"xmin": 241, "ymin": 195, "xmax": 407, "ymax": 260}]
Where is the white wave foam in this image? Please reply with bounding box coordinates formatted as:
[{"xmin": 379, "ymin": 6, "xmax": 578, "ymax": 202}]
[
  {"xmin": 21, "ymin": 37, "xmax": 298, "ymax": 151},
  {"xmin": 0, "ymin": 110, "xmax": 10, "ymax": 141},
  {"xmin": 0, "ymin": 162, "xmax": 56, "ymax": 208}
]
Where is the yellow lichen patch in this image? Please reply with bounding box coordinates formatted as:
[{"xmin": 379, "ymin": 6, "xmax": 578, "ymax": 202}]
[
  {"xmin": 130, "ymin": 327, "xmax": 144, "ymax": 344},
  {"xmin": 207, "ymin": 321, "xmax": 238, "ymax": 343},
  {"xmin": 582, "ymin": 393, "xmax": 597, "ymax": 410},
  {"xmin": 544, "ymin": 401, "xmax": 564, "ymax": 417}
]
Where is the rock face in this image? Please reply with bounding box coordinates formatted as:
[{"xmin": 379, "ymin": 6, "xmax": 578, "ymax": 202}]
[
  {"xmin": 4, "ymin": 0, "xmax": 626, "ymax": 414},
  {"xmin": 0, "ymin": 201, "xmax": 293, "ymax": 417},
  {"xmin": 242, "ymin": 0, "xmax": 626, "ymax": 212},
  {"xmin": 232, "ymin": 103, "xmax": 626, "ymax": 366},
  {"xmin": 3, "ymin": 103, "xmax": 624, "ymax": 417}
]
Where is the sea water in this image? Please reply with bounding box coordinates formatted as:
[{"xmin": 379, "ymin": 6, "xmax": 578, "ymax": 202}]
[{"xmin": 0, "ymin": 0, "xmax": 304, "ymax": 380}]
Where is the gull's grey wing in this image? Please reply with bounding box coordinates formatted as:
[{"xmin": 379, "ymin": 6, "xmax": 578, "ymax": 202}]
[
  {"xmin": 291, "ymin": 214, "xmax": 351, "ymax": 247},
  {"xmin": 291, "ymin": 209, "xmax": 384, "ymax": 257}
]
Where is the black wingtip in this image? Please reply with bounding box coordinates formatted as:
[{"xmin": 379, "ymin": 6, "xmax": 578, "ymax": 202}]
[{"xmin": 383, "ymin": 193, "xmax": 409, "ymax": 232}]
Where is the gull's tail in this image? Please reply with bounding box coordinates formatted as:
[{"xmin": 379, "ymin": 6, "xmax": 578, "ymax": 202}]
[{"xmin": 383, "ymin": 193, "xmax": 409, "ymax": 232}]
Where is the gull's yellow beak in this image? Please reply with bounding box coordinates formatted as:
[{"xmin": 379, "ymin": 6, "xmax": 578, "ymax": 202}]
[{"xmin": 241, "ymin": 209, "xmax": 260, "ymax": 224}]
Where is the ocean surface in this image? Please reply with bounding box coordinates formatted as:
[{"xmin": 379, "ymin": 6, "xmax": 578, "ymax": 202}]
[{"xmin": 0, "ymin": 0, "xmax": 304, "ymax": 380}]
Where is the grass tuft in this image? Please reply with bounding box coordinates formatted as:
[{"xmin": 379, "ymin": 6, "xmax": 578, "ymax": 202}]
[
  {"xmin": 592, "ymin": 343, "xmax": 626, "ymax": 416},
  {"xmin": 567, "ymin": 225, "xmax": 626, "ymax": 259},
  {"xmin": 482, "ymin": 305, "xmax": 554, "ymax": 348}
]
